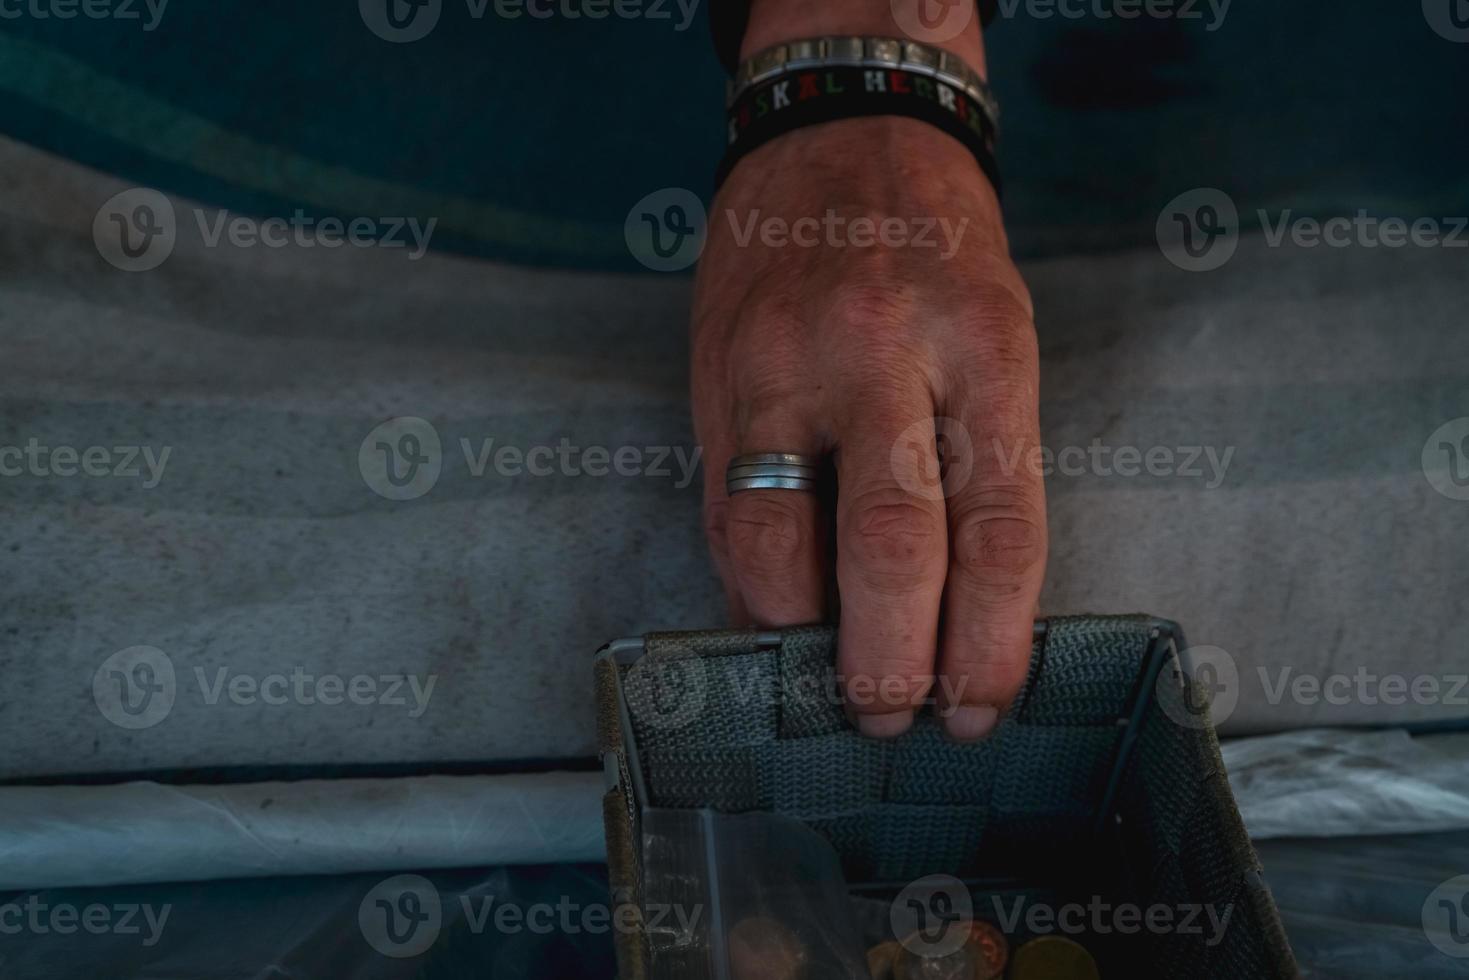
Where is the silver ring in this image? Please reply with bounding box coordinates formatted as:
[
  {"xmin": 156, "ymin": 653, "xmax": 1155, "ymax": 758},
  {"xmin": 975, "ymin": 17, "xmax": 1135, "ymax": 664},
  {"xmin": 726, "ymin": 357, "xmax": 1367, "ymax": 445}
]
[
  {"xmin": 725, "ymin": 463, "xmax": 818, "ymax": 480},
  {"xmin": 725, "ymin": 453, "xmax": 823, "ymax": 495}
]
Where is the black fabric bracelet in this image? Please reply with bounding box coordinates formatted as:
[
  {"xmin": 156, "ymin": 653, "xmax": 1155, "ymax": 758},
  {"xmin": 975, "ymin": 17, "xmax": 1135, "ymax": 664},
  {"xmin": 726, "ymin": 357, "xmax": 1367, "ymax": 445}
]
[
  {"xmin": 709, "ymin": 1, "xmax": 1003, "ymax": 75},
  {"xmin": 714, "ymin": 65, "xmax": 1001, "ymax": 196}
]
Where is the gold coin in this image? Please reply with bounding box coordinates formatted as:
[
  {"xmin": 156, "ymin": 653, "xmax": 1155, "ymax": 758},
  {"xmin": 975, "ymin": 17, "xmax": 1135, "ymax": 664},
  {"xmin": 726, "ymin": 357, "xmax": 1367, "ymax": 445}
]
[
  {"xmin": 1009, "ymin": 936, "xmax": 1100, "ymax": 980},
  {"xmin": 867, "ymin": 939, "xmax": 902, "ymax": 979}
]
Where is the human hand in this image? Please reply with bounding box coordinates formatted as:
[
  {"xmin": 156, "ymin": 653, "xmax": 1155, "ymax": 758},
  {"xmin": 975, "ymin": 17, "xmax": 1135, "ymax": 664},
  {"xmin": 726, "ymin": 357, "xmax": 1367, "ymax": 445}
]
[{"xmin": 692, "ymin": 110, "xmax": 1046, "ymax": 742}]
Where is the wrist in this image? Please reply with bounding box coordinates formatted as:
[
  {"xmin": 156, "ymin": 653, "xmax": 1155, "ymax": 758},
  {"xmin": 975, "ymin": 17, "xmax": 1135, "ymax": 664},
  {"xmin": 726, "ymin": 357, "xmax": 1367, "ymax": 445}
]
[{"xmin": 741, "ymin": 0, "xmax": 987, "ymax": 79}]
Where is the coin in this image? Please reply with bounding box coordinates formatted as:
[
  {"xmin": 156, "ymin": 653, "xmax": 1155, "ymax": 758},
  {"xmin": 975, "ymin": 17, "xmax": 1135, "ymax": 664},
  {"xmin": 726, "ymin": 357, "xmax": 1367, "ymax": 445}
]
[
  {"xmin": 895, "ymin": 920, "xmax": 1009, "ymax": 980},
  {"xmin": 727, "ymin": 916, "xmax": 807, "ymax": 980},
  {"xmin": 967, "ymin": 921, "xmax": 1008, "ymax": 979},
  {"xmin": 894, "ymin": 935, "xmax": 976, "ymax": 980},
  {"xmin": 1009, "ymin": 936, "xmax": 1100, "ymax": 980},
  {"xmin": 867, "ymin": 939, "xmax": 902, "ymax": 979}
]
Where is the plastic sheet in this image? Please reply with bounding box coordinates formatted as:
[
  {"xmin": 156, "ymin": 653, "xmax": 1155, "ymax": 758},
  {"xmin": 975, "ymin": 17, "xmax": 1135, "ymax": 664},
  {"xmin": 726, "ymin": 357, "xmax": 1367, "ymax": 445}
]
[
  {"xmin": 640, "ymin": 809, "xmax": 868, "ymax": 979},
  {"xmin": 0, "ymin": 773, "xmax": 605, "ymax": 891},
  {"xmin": 1222, "ymin": 728, "xmax": 1469, "ymax": 840},
  {"xmin": 0, "ymin": 864, "xmax": 618, "ymax": 979}
]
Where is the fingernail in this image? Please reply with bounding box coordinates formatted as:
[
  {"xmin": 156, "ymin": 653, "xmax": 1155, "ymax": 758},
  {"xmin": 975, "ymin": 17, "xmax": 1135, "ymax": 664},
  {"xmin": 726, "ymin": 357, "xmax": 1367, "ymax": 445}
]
[
  {"xmin": 856, "ymin": 710, "xmax": 914, "ymax": 739},
  {"xmin": 944, "ymin": 705, "xmax": 999, "ymax": 742}
]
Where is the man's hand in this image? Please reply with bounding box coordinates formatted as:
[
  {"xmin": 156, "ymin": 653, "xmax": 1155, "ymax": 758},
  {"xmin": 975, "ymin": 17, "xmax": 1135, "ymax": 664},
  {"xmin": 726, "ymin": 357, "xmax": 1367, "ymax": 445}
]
[{"xmin": 692, "ymin": 111, "xmax": 1046, "ymax": 742}]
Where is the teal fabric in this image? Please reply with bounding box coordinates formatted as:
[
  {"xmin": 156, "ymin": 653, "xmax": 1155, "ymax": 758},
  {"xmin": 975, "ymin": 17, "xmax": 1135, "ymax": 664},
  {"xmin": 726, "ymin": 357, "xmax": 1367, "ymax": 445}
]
[{"xmin": 3, "ymin": 2, "xmax": 1464, "ymax": 270}]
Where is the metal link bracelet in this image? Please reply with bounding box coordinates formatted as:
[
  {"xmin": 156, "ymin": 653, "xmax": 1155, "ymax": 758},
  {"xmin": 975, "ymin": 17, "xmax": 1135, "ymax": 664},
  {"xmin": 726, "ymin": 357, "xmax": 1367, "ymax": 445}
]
[{"xmin": 727, "ymin": 37, "xmax": 999, "ymax": 135}]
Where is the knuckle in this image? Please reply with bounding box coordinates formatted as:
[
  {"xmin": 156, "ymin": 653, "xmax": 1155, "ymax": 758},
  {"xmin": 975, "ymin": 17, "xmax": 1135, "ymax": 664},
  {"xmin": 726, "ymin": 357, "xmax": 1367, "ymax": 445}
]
[
  {"xmin": 954, "ymin": 314, "xmax": 1039, "ymax": 387},
  {"xmin": 952, "ymin": 497, "xmax": 1046, "ymax": 582},
  {"xmin": 843, "ymin": 490, "xmax": 945, "ymax": 586},
  {"xmin": 727, "ymin": 495, "xmax": 810, "ymax": 570}
]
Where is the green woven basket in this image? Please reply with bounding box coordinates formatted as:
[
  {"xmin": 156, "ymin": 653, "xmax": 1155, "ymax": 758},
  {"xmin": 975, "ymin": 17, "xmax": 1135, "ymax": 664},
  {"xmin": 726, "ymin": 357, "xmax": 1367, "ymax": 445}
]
[{"xmin": 594, "ymin": 615, "xmax": 1299, "ymax": 979}]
